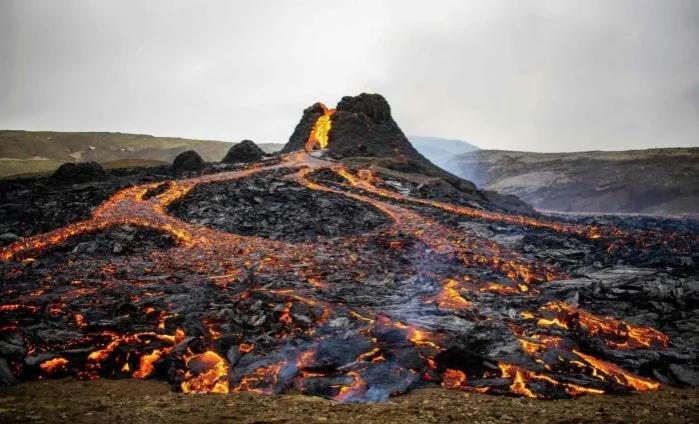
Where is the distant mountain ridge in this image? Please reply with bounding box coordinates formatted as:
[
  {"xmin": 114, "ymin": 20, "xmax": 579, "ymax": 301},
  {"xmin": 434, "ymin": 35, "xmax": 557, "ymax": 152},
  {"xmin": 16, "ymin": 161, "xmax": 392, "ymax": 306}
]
[
  {"xmin": 446, "ymin": 148, "xmax": 699, "ymax": 217},
  {"xmin": 0, "ymin": 130, "xmax": 477, "ymax": 179},
  {"xmin": 0, "ymin": 130, "xmax": 284, "ymax": 178},
  {"xmin": 408, "ymin": 136, "xmax": 478, "ymax": 170}
]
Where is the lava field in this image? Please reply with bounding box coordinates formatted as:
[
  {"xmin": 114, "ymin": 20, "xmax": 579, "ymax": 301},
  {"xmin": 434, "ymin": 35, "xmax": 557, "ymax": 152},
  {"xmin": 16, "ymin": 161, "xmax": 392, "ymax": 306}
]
[{"xmin": 1, "ymin": 96, "xmax": 698, "ymax": 403}]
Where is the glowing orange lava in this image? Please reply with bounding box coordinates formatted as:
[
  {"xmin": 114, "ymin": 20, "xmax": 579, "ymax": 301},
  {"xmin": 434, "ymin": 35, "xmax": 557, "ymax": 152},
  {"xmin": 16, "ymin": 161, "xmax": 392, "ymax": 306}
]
[
  {"xmin": 304, "ymin": 103, "xmax": 336, "ymax": 152},
  {"xmin": 181, "ymin": 351, "xmax": 230, "ymax": 394},
  {"xmin": 0, "ymin": 100, "xmax": 679, "ymax": 399}
]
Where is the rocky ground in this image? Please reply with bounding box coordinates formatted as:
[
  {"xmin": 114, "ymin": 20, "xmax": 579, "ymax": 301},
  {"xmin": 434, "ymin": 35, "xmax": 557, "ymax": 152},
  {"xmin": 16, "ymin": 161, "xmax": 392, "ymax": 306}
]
[
  {"xmin": 168, "ymin": 169, "xmax": 390, "ymax": 242},
  {"xmin": 0, "ymin": 130, "xmax": 285, "ymax": 178},
  {"xmin": 1, "ymin": 94, "xmax": 698, "ymax": 422},
  {"xmin": 0, "ymin": 165, "xmax": 172, "ymax": 245},
  {"xmin": 1, "ymin": 379, "xmax": 697, "ymax": 424}
]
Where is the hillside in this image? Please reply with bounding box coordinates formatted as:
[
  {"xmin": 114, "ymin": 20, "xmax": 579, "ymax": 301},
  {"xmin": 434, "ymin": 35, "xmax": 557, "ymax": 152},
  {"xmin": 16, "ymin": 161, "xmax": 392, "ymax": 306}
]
[
  {"xmin": 0, "ymin": 130, "xmax": 475, "ymax": 179},
  {"xmin": 408, "ymin": 136, "xmax": 477, "ymax": 169},
  {"xmin": 446, "ymin": 148, "xmax": 699, "ymax": 216},
  {"xmin": 0, "ymin": 130, "xmax": 283, "ymax": 178}
]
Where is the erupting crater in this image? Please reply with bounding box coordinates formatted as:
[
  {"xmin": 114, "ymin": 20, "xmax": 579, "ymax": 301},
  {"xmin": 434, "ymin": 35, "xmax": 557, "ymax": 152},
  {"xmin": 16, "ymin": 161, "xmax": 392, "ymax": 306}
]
[{"xmin": 0, "ymin": 94, "xmax": 697, "ymax": 403}]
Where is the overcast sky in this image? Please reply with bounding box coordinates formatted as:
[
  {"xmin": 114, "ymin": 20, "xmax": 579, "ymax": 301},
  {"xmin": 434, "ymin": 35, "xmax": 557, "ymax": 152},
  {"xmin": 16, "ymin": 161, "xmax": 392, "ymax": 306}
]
[{"xmin": 1, "ymin": 1, "xmax": 698, "ymax": 152}]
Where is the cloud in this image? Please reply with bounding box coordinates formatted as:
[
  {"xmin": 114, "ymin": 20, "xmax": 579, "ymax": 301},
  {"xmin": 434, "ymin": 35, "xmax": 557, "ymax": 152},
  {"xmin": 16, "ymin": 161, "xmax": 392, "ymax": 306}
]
[{"xmin": 1, "ymin": 0, "xmax": 698, "ymax": 151}]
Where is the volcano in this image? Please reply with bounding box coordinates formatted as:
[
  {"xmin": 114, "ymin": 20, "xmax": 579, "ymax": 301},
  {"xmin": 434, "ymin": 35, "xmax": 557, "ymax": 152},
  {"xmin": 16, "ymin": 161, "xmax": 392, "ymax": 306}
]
[
  {"xmin": 283, "ymin": 94, "xmax": 496, "ymax": 204},
  {"xmin": 0, "ymin": 94, "xmax": 698, "ymax": 403}
]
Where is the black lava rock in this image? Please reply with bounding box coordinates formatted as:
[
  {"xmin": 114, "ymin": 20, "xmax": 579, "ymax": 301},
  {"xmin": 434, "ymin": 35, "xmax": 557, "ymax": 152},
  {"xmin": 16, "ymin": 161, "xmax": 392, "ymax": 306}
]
[
  {"xmin": 0, "ymin": 167, "xmax": 172, "ymax": 246},
  {"xmin": 51, "ymin": 162, "xmax": 107, "ymax": 184},
  {"xmin": 172, "ymin": 150, "xmax": 205, "ymax": 174},
  {"xmin": 222, "ymin": 140, "xmax": 266, "ymax": 163},
  {"xmin": 168, "ymin": 170, "xmax": 390, "ymax": 242}
]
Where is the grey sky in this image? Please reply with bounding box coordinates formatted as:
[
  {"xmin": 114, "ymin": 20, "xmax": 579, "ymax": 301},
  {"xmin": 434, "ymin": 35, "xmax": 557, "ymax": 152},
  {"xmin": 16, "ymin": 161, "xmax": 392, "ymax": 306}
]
[{"xmin": 1, "ymin": 0, "xmax": 698, "ymax": 152}]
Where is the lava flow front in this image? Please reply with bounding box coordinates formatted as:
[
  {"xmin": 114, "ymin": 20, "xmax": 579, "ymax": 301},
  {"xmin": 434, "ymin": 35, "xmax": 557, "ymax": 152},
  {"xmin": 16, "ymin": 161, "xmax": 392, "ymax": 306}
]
[{"xmin": 0, "ymin": 98, "xmax": 697, "ymax": 403}]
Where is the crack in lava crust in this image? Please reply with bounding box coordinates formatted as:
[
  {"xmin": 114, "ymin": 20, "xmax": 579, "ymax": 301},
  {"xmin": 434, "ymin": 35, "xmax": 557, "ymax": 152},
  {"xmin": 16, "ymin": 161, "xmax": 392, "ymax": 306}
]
[{"xmin": 0, "ymin": 150, "xmax": 686, "ymax": 402}]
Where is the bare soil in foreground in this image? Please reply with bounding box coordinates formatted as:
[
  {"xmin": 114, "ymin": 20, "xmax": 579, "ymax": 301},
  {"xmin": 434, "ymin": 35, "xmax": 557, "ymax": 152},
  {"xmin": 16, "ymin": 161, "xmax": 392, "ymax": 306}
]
[{"xmin": 0, "ymin": 379, "xmax": 697, "ymax": 424}]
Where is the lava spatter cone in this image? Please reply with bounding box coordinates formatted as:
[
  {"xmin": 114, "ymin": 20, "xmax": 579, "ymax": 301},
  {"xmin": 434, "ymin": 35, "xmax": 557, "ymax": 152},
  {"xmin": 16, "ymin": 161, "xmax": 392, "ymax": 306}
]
[
  {"xmin": 51, "ymin": 161, "xmax": 107, "ymax": 184},
  {"xmin": 283, "ymin": 93, "xmax": 510, "ymax": 205},
  {"xmin": 172, "ymin": 150, "xmax": 205, "ymax": 174},
  {"xmin": 223, "ymin": 140, "xmax": 266, "ymax": 163}
]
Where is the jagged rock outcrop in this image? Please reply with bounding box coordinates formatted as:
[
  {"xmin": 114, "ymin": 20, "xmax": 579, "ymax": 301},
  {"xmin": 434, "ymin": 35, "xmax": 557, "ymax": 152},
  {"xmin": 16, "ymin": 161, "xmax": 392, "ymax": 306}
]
[
  {"xmin": 51, "ymin": 162, "xmax": 107, "ymax": 184},
  {"xmin": 222, "ymin": 140, "xmax": 266, "ymax": 163},
  {"xmin": 172, "ymin": 150, "xmax": 205, "ymax": 174}
]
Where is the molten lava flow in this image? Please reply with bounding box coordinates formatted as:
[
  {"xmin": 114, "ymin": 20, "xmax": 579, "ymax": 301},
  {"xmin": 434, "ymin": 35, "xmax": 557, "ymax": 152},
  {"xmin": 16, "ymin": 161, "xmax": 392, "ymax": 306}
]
[
  {"xmin": 498, "ymin": 364, "xmax": 538, "ymax": 398},
  {"xmin": 573, "ymin": 350, "xmax": 660, "ymax": 391},
  {"xmin": 239, "ymin": 343, "xmax": 255, "ymax": 354},
  {"xmin": 334, "ymin": 370, "xmax": 367, "ymax": 401},
  {"xmin": 538, "ymin": 301, "xmax": 669, "ymax": 349},
  {"xmin": 304, "ymin": 103, "xmax": 336, "ymax": 152},
  {"xmin": 278, "ymin": 302, "xmax": 293, "ymax": 325},
  {"xmin": 233, "ymin": 361, "xmax": 286, "ymax": 394},
  {"xmin": 40, "ymin": 357, "xmax": 69, "ymax": 374},
  {"xmin": 515, "ymin": 333, "xmax": 563, "ymax": 357},
  {"xmin": 406, "ymin": 327, "xmax": 441, "ymax": 350},
  {"xmin": 430, "ymin": 278, "xmax": 471, "ymax": 310},
  {"xmin": 499, "ymin": 362, "xmax": 607, "ymax": 398},
  {"xmin": 333, "ymin": 168, "xmax": 612, "ymax": 239},
  {"xmin": 181, "ymin": 351, "xmax": 229, "ymax": 394},
  {"xmin": 132, "ymin": 349, "xmax": 163, "ymax": 379},
  {"xmin": 0, "ymin": 100, "xmax": 684, "ymax": 400},
  {"xmin": 73, "ymin": 313, "xmax": 87, "ymax": 329},
  {"xmin": 441, "ymin": 369, "xmax": 467, "ymax": 389},
  {"xmin": 296, "ymin": 349, "xmax": 316, "ymax": 368}
]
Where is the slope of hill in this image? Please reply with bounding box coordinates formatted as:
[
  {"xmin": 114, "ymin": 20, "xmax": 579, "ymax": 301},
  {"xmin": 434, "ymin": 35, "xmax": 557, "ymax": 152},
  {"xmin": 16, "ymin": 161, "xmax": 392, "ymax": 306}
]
[
  {"xmin": 408, "ymin": 136, "xmax": 477, "ymax": 169},
  {"xmin": 446, "ymin": 148, "xmax": 699, "ymax": 217},
  {"xmin": 0, "ymin": 130, "xmax": 284, "ymax": 178}
]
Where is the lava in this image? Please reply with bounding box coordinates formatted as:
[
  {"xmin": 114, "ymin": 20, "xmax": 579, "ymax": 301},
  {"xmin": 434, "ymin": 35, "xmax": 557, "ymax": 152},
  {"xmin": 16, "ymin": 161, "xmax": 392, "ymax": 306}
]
[
  {"xmin": 132, "ymin": 349, "xmax": 164, "ymax": 379},
  {"xmin": 232, "ymin": 361, "xmax": 286, "ymax": 394},
  {"xmin": 181, "ymin": 351, "xmax": 230, "ymax": 394},
  {"xmin": 441, "ymin": 368, "xmax": 467, "ymax": 390},
  {"xmin": 0, "ymin": 100, "xmax": 688, "ymax": 402},
  {"xmin": 573, "ymin": 350, "xmax": 660, "ymax": 391},
  {"xmin": 39, "ymin": 357, "xmax": 69, "ymax": 374},
  {"xmin": 304, "ymin": 103, "xmax": 336, "ymax": 152},
  {"xmin": 429, "ymin": 278, "xmax": 471, "ymax": 310},
  {"xmin": 537, "ymin": 301, "xmax": 669, "ymax": 349}
]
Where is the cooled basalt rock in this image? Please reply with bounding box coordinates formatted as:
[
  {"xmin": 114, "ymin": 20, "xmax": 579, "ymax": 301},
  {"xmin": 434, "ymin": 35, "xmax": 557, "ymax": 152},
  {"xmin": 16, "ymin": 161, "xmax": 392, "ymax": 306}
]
[
  {"xmin": 222, "ymin": 140, "xmax": 266, "ymax": 163},
  {"xmin": 34, "ymin": 225, "xmax": 175, "ymax": 262},
  {"xmin": 167, "ymin": 170, "xmax": 390, "ymax": 242},
  {"xmin": 0, "ymin": 167, "xmax": 172, "ymax": 247},
  {"xmin": 51, "ymin": 162, "xmax": 107, "ymax": 184},
  {"xmin": 172, "ymin": 150, "xmax": 205, "ymax": 174}
]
